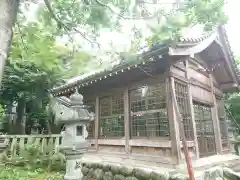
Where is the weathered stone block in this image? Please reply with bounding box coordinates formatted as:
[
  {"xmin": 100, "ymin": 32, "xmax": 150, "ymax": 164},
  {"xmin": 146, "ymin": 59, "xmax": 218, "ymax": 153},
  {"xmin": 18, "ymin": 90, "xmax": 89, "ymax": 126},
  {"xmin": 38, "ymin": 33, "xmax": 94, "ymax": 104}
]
[
  {"xmin": 82, "ymin": 176, "xmax": 89, "ymax": 180},
  {"xmin": 85, "ymin": 163, "xmax": 92, "ymax": 168},
  {"xmin": 203, "ymin": 166, "xmax": 223, "ymax": 180},
  {"xmin": 113, "ymin": 174, "xmax": 126, "ymax": 180},
  {"xmin": 169, "ymin": 173, "xmax": 189, "ymax": 180},
  {"xmin": 133, "ymin": 168, "xmax": 151, "ymax": 180},
  {"xmin": 150, "ymin": 171, "xmax": 169, "ymax": 180},
  {"xmin": 88, "ymin": 168, "xmax": 95, "ymax": 177},
  {"xmin": 120, "ymin": 166, "xmax": 133, "ymax": 176},
  {"xmin": 125, "ymin": 177, "xmax": 138, "ymax": 180},
  {"xmin": 92, "ymin": 163, "xmax": 100, "ymax": 169},
  {"xmin": 102, "ymin": 164, "xmax": 111, "ymax": 172},
  {"xmin": 103, "ymin": 171, "xmax": 114, "ymax": 180},
  {"xmin": 223, "ymin": 167, "xmax": 240, "ymax": 180},
  {"xmin": 82, "ymin": 166, "xmax": 90, "ymax": 176},
  {"xmin": 111, "ymin": 165, "xmax": 120, "ymax": 175},
  {"xmin": 94, "ymin": 168, "xmax": 104, "ymax": 180}
]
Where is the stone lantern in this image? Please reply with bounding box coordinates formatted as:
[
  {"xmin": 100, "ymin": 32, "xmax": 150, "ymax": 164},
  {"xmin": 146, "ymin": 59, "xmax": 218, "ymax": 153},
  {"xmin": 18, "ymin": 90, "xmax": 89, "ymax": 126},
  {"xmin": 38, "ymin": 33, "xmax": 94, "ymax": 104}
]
[{"xmin": 57, "ymin": 88, "xmax": 94, "ymax": 180}]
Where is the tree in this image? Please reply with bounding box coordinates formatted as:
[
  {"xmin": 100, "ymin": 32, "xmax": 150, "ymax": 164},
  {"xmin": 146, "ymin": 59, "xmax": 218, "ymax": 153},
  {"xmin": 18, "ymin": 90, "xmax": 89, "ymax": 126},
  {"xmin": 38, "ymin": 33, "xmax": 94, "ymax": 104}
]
[
  {"xmin": 0, "ymin": 19, "xmax": 93, "ymax": 134},
  {"xmin": 0, "ymin": 0, "xmax": 20, "ymax": 89}
]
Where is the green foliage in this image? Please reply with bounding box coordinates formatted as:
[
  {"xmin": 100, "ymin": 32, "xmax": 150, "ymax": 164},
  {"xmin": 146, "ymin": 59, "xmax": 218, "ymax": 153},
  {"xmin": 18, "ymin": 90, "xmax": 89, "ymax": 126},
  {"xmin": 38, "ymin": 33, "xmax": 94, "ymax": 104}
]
[
  {"xmin": 147, "ymin": 0, "xmax": 227, "ymax": 46},
  {"xmin": 0, "ymin": 167, "xmax": 62, "ymax": 180},
  {"xmin": 1, "ymin": 22, "xmax": 63, "ymax": 103},
  {"xmin": 35, "ymin": 0, "xmax": 228, "ymax": 49},
  {"xmin": 0, "ymin": 105, "xmax": 6, "ymax": 121},
  {"xmin": 2, "ymin": 143, "xmax": 66, "ymax": 173},
  {"xmin": 226, "ymin": 93, "xmax": 240, "ymax": 132}
]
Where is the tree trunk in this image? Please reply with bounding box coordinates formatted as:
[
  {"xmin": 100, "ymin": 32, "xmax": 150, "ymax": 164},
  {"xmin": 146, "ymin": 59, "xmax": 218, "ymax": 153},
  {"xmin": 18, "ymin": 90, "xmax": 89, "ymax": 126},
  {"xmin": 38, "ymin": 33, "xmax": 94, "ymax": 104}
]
[
  {"xmin": 0, "ymin": 0, "xmax": 19, "ymax": 87},
  {"xmin": 16, "ymin": 98, "xmax": 26, "ymax": 134}
]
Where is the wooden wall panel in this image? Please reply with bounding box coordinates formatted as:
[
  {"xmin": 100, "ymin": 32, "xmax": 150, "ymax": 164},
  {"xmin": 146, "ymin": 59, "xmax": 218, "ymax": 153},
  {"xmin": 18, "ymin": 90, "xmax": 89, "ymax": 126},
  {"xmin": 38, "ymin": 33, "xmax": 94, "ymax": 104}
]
[
  {"xmin": 131, "ymin": 146, "xmax": 172, "ymax": 157},
  {"xmin": 170, "ymin": 66, "xmax": 185, "ymax": 78},
  {"xmin": 191, "ymin": 85, "xmax": 213, "ymax": 104},
  {"xmin": 98, "ymin": 145, "xmax": 125, "ymax": 153},
  {"xmin": 188, "ymin": 68, "xmax": 210, "ymax": 86}
]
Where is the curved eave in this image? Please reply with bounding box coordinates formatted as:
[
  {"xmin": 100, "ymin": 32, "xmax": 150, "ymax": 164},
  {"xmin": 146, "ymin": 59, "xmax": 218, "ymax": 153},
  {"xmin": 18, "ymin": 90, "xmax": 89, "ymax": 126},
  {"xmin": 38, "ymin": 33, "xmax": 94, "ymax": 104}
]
[
  {"xmin": 51, "ymin": 45, "xmax": 168, "ymax": 96},
  {"xmin": 217, "ymin": 26, "xmax": 240, "ymax": 84},
  {"xmin": 168, "ymin": 33, "xmax": 217, "ymax": 56}
]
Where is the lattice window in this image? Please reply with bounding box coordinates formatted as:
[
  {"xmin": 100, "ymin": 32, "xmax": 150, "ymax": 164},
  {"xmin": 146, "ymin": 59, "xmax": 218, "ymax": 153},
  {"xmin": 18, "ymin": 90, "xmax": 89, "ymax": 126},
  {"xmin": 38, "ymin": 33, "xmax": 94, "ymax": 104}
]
[
  {"xmin": 174, "ymin": 81, "xmax": 193, "ymax": 140},
  {"xmin": 216, "ymin": 99, "xmax": 229, "ymax": 149},
  {"xmin": 99, "ymin": 93, "xmax": 124, "ymax": 138},
  {"xmin": 85, "ymin": 99, "xmax": 95, "ymax": 138},
  {"xmin": 193, "ymin": 102, "xmax": 216, "ymax": 157},
  {"xmin": 130, "ymin": 84, "xmax": 169, "ymax": 138}
]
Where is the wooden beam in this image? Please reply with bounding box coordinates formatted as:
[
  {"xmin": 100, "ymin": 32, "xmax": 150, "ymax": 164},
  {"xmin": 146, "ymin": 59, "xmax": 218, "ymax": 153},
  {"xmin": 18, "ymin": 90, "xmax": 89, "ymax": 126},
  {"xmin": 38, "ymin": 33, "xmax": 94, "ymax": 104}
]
[
  {"xmin": 123, "ymin": 88, "xmax": 130, "ymax": 154},
  {"xmin": 185, "ymin": 60, "xmax": 200, "ymax": 159},
  {"xmin": 209, "ymin": 74, "xmax": 222, "ymax": 154},
  {"xmin": 94, "ymin": 96, "xmax": 100, "ymax": 151},
  {"xmin": 166, "ymin": 77, "xmax": 181, "ymax": 164}
]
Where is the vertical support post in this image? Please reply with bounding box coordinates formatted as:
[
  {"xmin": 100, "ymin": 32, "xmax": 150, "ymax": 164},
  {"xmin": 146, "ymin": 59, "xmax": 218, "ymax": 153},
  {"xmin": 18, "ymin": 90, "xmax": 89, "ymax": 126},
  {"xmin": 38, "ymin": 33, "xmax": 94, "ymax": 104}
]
[
  {"xmin": 209, "ymin": 74, "xmax": 222, "ymax": 154},
  {"xmin": 167, "ymin": 77, "xmax": 181, "ymax": 164},
  {"xmin": 185, "ymin": 60, "xmax": 199, "ymax": 159},
  {"xmin": 170, "ymin": 76, "xmax": 195, "ymax": 180},
  {"xmin": 124, "ymin": 88, "xmax": 130, "ymax": 154},
  {"xmin": 94, "ymin": 96, "xmax": 100, "ymax": 151}
]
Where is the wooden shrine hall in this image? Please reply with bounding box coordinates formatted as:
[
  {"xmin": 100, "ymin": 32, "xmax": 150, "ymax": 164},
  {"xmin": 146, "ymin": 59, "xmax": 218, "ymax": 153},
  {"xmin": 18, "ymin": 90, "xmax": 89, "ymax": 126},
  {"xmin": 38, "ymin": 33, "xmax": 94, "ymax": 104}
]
[{"xmin": 51, "ymin": 26, "xmax": 240, "ymax": 166}]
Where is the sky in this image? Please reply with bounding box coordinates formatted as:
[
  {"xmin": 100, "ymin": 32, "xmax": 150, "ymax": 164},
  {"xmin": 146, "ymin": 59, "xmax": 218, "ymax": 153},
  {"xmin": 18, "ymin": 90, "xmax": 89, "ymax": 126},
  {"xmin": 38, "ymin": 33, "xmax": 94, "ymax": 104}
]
[{"xmin": 225, "ymin": 0, "xmax": 240, "ymax": 56}]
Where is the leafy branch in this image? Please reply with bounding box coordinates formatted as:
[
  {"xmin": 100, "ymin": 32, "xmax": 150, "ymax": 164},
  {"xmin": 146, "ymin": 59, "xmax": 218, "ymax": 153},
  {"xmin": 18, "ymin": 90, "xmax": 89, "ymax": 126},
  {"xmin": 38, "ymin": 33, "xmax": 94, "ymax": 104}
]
[{"xmin": 43, "ymin": 0, "xmax": 101, "ymax": 47}]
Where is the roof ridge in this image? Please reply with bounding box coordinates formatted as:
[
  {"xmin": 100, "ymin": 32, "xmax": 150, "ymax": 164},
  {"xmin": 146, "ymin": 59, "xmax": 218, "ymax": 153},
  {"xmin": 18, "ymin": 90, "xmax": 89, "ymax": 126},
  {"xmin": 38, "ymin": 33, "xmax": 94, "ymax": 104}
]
[{"xmin": 179, "ymin": 26, "xmax": 218, "ymax": 43}]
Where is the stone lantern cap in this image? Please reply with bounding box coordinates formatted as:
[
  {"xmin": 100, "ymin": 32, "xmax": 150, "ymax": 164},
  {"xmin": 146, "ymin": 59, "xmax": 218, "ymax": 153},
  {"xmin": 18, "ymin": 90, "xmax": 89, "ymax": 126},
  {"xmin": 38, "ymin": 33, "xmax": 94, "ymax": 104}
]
[{"xmin": 55, "ymin": 88, "xmax": 95, "ymax": 124}]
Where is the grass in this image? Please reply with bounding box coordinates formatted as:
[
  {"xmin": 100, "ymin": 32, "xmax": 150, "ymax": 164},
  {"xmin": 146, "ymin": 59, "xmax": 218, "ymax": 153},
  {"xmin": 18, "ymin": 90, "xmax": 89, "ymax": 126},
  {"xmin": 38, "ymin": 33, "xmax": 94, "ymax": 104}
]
[{"xmin": 0, "ymin": 167, "xmax": 63, "ymax": 180}]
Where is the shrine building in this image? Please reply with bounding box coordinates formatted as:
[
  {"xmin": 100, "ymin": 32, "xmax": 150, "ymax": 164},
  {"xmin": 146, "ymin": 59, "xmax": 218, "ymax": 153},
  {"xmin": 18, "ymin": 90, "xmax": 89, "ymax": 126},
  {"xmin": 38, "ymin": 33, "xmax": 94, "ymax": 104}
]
[{"xmin": 51, "ymin": 26, "xmax": 240, "ymax": 166}]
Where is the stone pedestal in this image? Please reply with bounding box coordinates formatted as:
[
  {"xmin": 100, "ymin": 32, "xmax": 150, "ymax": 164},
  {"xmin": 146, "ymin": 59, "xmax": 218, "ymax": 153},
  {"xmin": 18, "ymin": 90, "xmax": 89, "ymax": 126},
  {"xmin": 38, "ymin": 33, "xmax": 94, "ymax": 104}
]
[{"xmin": 64, "ymin": 153, "xmax": 84, "ymax": 180}]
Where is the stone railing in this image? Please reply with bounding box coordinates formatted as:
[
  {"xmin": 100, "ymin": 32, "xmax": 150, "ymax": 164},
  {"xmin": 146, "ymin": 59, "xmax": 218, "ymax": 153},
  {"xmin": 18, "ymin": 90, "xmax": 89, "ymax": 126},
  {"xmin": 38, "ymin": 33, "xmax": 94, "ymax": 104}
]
[{"xmin": 0, "ymin": 134, "xmax": 62, "ymax": 157}]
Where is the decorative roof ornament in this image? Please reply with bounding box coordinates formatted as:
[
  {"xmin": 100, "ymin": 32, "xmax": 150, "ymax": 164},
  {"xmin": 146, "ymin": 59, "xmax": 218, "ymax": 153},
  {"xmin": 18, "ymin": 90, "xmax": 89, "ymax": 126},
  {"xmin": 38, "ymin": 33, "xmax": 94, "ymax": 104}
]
[{"xmin": 69, "ymin": 87, "xmax": 83, "ymax": 106}]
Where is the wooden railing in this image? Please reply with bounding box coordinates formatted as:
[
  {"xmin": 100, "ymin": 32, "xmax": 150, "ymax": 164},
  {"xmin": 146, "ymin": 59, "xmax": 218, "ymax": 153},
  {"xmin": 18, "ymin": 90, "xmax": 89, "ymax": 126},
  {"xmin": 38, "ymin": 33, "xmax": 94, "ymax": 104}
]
[{"xmin": 0, "ymin": 134, "xmax": 63, "ymax": 158}]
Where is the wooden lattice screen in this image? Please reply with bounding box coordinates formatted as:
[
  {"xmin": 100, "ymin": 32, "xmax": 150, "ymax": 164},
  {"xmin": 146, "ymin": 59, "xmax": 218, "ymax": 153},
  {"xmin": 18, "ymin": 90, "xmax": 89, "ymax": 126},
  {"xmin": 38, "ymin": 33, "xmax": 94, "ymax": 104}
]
[
  {"xmin": 85, "ymin": 99, "xmax": 95, "ymax": 138},
  {"xmin": 193, "ymin": 102, "xmax": 216, "ymax": 157},
  {"xmin": 129, "ymin": 84, "xmax": 169, "ymax": 138},
  {"xmin": 216, "ymin": 99, "xmax": 229, "ymax": 149},
  {"xmin": 174, "ymin": 80, "xmax": 193, "ymax": 140},
  {"xmin": 99, "ymin": 93, "xmax": 124, "ymax": 138}
]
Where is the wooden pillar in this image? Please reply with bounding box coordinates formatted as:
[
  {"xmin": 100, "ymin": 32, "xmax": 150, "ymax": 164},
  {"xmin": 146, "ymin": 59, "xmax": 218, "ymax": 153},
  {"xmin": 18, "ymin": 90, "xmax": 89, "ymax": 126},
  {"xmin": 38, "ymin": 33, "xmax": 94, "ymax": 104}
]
[
  {"xmin": 185, "ymin": 60, "xmax": 199, "ymax": 159},
  {"xmin": 124, "ymin": 88, "xmax": 130, "ymax": 154},
  {"xmin": 209, "ymin": 74, "xmax": 222, "ymax": 154},
  {"xmin": 167, "ymin": 77, "xmax": 181, "ymax": 164},
  {"xmin": 94, "ymin": 96, "xmax": 100, "ymax": 150}
]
